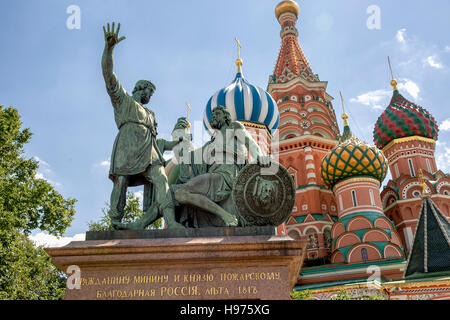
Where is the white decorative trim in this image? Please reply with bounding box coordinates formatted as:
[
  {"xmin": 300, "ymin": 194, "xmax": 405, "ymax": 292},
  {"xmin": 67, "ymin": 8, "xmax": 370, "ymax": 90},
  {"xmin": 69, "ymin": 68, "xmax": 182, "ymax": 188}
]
[
  {"xmin": 401, "ymin": 182, "xmax": 431, "ymax": 199},
  {"xmin": 436, "ymin": 181, "xmax": 450, "ymax": 194}
]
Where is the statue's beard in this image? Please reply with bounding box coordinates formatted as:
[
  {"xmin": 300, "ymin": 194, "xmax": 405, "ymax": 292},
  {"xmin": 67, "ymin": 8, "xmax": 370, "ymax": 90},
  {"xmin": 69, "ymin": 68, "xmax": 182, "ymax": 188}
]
[
  {"xmin": 140, "ymin": 94, "xmax": 150, "ymax": 105},
  {"xmin": 133, "ymin": 91, "xmax": 150, "ymax": 105}
]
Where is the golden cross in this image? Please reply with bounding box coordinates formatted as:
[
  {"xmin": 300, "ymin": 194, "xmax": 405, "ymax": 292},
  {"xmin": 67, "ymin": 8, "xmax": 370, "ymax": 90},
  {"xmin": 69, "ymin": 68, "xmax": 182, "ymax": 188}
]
[
  {"xmin": 340, "ymin": 91, "xmax": 349, "ymax": 126},
  {"xmin": 340, "ymin": 91, "xmax": 346, "ymax": 114},
  {"xmin": 185, "ymin": 102, "xmax": 191, "ymax": 131},
  {"xmin": 235, "ymin": 37, "xmax": 242, "ymax": 60},
  {"xmin": 388, "ymin": 56, "xmax": 394, "ymax": 81},
  {"xmin": 388, "ymin": 56, "xmax": 398, "ymax": 90}
]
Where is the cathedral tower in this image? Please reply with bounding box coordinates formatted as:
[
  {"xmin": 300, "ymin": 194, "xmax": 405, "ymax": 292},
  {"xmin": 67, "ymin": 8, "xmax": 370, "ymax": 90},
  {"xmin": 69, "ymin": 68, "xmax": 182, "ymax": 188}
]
[
  {"xmin": 268, "ymin": 1, "xmax": 340, "ymax": 263},
  {"xmin": 321, "ymin": 100, "xmax": 405, "ymax": 264},
  {"xmin": 375, "ymin": 72, "xmax": 450, "ymax": 254}
]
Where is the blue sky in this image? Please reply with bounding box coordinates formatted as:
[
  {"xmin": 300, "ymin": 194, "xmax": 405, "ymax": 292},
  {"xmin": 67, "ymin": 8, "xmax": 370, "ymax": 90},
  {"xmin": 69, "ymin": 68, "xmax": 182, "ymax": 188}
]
[{"xmin": 1, "ymin": 0, "xmax": 449, "ymax": 243}]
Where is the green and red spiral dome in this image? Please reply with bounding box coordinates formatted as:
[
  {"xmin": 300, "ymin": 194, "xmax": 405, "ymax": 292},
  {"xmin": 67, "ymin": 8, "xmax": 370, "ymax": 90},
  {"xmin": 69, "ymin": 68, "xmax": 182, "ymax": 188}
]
[{"xmin": 373, "ymin": 90, "xmax": 439, "ymax": 149}]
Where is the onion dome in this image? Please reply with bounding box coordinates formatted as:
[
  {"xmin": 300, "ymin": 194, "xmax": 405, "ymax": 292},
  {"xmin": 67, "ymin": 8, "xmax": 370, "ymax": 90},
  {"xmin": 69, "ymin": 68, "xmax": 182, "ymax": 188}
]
[
  {"xmin": 321, "ymin": 97, "xmax": 388, "ymax": 189},
  {"xmin": 373, "ymin": 89, "xmax": 439, "ymax": 149},
  {"xmin": 203, "ymin": 42, "xmax": 280, "ymax": 135},
  {"xmin": 275, "ymin": 0, "xmax": 300, "ymax": 19},
  {"xmin": 373, "ymin": 58, "xmax": 439, "ymax": 149},
  {"xmin": 321, "ymin": 137, "xmax": 388, "ymax": 189}
]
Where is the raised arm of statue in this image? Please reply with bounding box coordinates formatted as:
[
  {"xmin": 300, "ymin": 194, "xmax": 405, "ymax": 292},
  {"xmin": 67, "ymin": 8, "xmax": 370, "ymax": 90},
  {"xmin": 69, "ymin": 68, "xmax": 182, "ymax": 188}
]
[{"xmin": 102, "ymin": 22, "xmax": 127, "ymax": 107}]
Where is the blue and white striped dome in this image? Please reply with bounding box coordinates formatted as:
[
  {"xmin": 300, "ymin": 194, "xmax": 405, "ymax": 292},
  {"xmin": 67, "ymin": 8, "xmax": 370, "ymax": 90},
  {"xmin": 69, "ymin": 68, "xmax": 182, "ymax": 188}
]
[{"xmin": 203, "ymin": 72, "xmax": 280, "ymax": 135}]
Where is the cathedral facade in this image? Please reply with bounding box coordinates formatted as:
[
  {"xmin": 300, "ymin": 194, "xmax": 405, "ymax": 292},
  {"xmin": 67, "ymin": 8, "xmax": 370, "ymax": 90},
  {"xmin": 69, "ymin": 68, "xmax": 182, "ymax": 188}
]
[
  {"xmin": 270, "ymin": 1, "xmax": 450, "ymax": 300},
  {"xmin": 200, "ymin": 0, "xmax": 450, "ymax": 300}
]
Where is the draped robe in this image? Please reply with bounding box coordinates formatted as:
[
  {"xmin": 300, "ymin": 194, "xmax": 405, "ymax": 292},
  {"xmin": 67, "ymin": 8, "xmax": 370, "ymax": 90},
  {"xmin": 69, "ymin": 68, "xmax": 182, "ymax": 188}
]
[{"xmin": 107, "ymin": 75, "xmax": 163, "ymax": 186}]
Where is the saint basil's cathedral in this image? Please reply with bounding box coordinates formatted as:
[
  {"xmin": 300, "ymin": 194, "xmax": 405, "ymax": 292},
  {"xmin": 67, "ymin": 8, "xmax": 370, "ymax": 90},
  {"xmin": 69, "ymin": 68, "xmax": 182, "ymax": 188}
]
[{"xmin": 201, "ymin": 1, "xmax": 450, "ymax": 300}]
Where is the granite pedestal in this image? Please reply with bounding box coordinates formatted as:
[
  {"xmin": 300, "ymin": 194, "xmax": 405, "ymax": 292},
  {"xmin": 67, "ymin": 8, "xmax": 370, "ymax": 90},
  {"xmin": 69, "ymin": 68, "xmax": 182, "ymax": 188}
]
[{"xmin": 46, "ymin": 227, "xmax": 307, "ymax": 300}]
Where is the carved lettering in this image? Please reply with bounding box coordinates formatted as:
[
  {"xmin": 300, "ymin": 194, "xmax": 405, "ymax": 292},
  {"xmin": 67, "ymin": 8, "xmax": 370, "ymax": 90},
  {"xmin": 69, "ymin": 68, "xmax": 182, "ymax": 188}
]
[
  {"xmin": 160, "ymin": 285, "xmax": 200, "ymax": 297},
  {"xmin": 205, "ymin": 287, "xmax": 230, "ymax": 296}
]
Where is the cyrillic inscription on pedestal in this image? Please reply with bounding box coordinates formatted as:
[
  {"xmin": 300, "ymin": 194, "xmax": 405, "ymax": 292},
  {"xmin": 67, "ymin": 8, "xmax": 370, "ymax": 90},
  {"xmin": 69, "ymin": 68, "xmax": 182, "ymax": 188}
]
[{"xmin": 67, "ymin": 266, "xmax": 289, "ymax": 300}]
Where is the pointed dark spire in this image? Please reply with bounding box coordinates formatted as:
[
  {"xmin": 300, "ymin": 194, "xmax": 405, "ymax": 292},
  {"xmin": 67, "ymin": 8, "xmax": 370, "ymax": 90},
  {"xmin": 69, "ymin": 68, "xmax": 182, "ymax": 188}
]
[{"xmin": 404, "ymin": 197, "xmax": 450, "ymax": 277}]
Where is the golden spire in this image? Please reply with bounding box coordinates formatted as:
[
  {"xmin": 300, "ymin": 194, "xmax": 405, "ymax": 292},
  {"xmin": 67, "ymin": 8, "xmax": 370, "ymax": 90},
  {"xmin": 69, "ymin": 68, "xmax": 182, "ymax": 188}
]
[
  {"xmin": 340, "ymin": 91, "xmax": 349, "ymax": 127},
  {"xmin": 275, "ymin": 0, "xmax": 300, "ymax": 20},
  {"xmin": 235, "ymin": 37, "xmax": 243, "ymax": 74},
  {"xmin": 185, "ymin": 101, "xmax": 191, "ymax": 132},
  {"xmin": 388, "ymin": 56, "xmax": 398, "ymax": 91}
]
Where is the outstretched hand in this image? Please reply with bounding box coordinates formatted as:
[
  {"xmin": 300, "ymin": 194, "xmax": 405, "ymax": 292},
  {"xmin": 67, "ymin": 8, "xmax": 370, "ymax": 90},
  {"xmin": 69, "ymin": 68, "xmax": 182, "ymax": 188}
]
[{"xmin": 103, "ymin": 22, "xmax": 126, "ymax": 49}]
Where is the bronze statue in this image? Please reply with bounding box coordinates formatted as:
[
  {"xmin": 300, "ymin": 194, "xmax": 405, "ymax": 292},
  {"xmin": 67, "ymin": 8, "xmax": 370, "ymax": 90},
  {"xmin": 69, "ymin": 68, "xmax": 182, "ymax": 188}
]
[
  {"xmin": 101, "ymin": 22, "xmax": 187, "ymax": 229},
  {"xmin": 114, "ymin": 106, "xmax": 295, "ymax": 230},
  {"xmin": 101, "ymin": 23, "xmax": 295, "ymax": 231},
  {"xmin": 171, "ymin": 106, "xmax": 270, "ymax": 227}
]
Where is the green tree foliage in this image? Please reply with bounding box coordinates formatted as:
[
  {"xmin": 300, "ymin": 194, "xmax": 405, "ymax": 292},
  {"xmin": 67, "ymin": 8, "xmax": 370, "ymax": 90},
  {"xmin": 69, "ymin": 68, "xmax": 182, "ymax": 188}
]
[
  {"xmin": 330, "ymin": 289, "xmax": 388, "ymax": 300},
  {"xmin": 0, "ymin": 234, "xmax": 66, "ymax": 300},
  {"xmin": 291, "ymin": 288, "xmax": 388, "ymax": 300},
  {"xmin": 290, "ymin": 289, "xmax": 316, "ymax": 300},
  {"xmin": 88, "ymin": 192, "xmax": 162, "ymax": 231},
  {"xmin": 0, "ymin": 105, "xmax": 76, "ymax": 299}
]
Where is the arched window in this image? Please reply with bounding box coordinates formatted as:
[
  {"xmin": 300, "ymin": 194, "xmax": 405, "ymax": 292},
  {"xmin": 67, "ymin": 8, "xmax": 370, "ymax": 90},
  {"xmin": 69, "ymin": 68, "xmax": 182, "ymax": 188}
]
[
  {"xmin": 369, "ymin": 189, "xmax": 375, "ymax": 206},
  {"xmin": 323, "ymin": 228, "xmax": 332, "ymax": 249},
  {"xmin": 394, "ymin": 163, "xmax": 400, "ymax": 179},
  {"xmin": 361, "ymin": 248, "xmax": 369, "ymax": 262},
  {"xmin": 408, "ymin": 159, "xmax": 416, "ymax": 177},
  {"xmin": 306, "ymin": 229, "xmax": 319, "ymax": 249},
  {"xmin": 426, "ymin": 158, "xmax": 432, "ymax": 173},
  {"xmin": 351, "ymin": 190, "xmax": 358, "ymax": 207},
  {"xmin": 288, "ymin": 230, "xmax": 301, "ymax": 240}
]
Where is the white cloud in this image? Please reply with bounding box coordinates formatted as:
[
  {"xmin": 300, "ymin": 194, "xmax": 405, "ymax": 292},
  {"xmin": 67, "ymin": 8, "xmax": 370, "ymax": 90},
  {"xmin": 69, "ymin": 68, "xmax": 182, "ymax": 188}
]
[
  {"xmin": 440, "ymin": 119, "xmax": 450, "ymax": 132},
  {"xmin": 397, "ymin": 78, "xmax": 420, "ymax": 100},
  {"xmin": 163, "ymin": 151, "xmax": 174, "ymax": 161},
  {"xmin": 29, "ymin": 232, "xmax": 85, "ymax": 248},
  {"xmin": 396, "ymin": 28, "xmax": 407, "ymax": 44},
  {"xmin": 34, "ymin": 171, "xmax": 62, "ymax": 187},
  {"xmin": 134, "ymin": 190, "xmax": 144, "ymax": 204},
  {"xmin": 33, "ymin": 156, "xmax": 50, "ymax": 167},
  {"xmin": 424, "ymin": 55, "xmax": 444, "ymax": 69},
  {"xmin": 35, "ymin": 172, "xmax": 45, "ymax": 180},
  {"xmin": 100, "ymin": 160, "xmax": 110, "ymax": 167},
  {"xmin": 33, "ymin": 156, "xmax": 63, "ymax": 187},
  {"xmin": 92, "ymin": 159, "xmax": 111, "ymax": 172},
  {"xmin": 445, "ymin": 46, "xmax": 450, "ymax": 53},
  {"xmin": 350, "ymin": 79, "xmax": 420, "ymax": 110},
  {"xmin": 34, "ymin": 156, "xmax": 52, "ymax": 174},
  {"xmin": 436, "ymin": 141, "xmax": 450, "ymax": 172},
  {"xmin": 350, "ymin": 89, "xmax": 391, "ymax": 110}
]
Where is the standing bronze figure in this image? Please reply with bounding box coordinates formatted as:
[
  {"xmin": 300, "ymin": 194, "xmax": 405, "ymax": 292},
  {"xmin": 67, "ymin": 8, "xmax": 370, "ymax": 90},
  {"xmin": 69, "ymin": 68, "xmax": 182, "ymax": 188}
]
[{"xmin": 101, "ymin": 22, "xmax": 186, "ymax": 229}]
